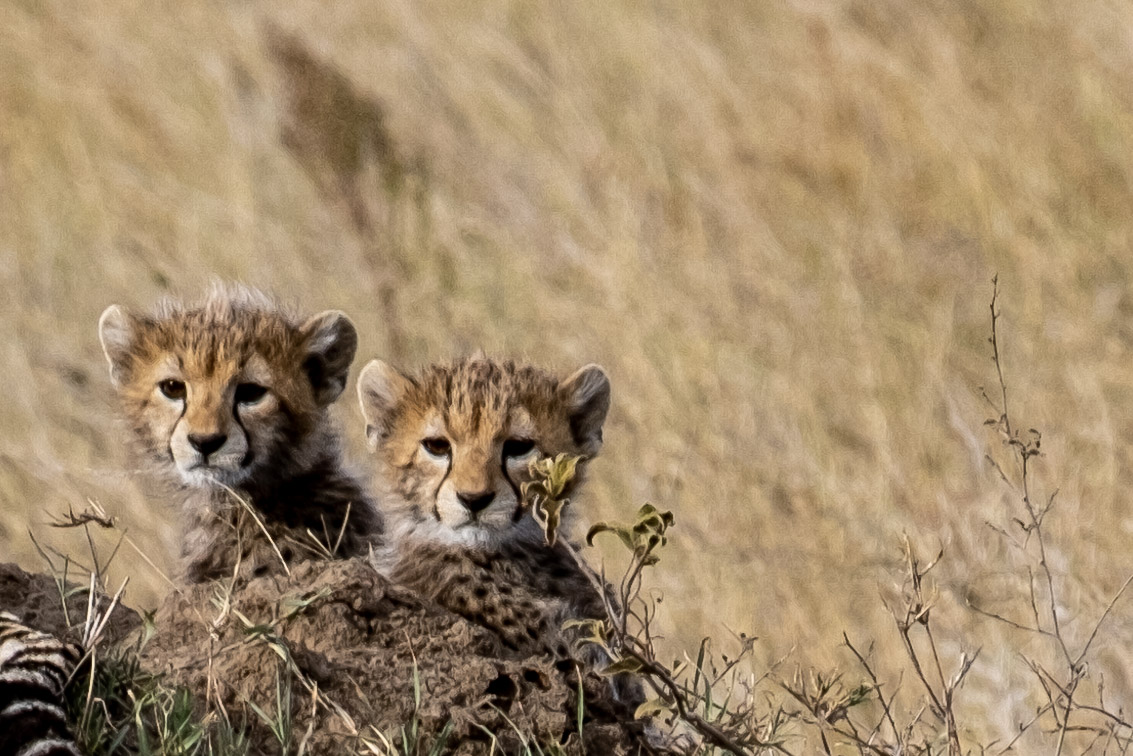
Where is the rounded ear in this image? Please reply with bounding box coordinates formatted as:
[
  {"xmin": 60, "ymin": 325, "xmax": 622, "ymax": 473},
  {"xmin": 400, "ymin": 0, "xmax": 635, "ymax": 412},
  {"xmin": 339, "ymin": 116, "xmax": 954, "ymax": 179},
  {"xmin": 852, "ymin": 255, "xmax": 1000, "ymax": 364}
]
[
  {"xmin": 560, "ymin": 364, "xmax": 611, "ymax": 457},
  {"xmin": 98, "ymin": 305, "xmax": 136, "ymax": 389},
  {"xmin": 357, "ymin": 359, "xmax": 413, "ymax": 448},
  {"xmin": 300, "ymin": 310, "xmax": 358, "ymax": 406}
]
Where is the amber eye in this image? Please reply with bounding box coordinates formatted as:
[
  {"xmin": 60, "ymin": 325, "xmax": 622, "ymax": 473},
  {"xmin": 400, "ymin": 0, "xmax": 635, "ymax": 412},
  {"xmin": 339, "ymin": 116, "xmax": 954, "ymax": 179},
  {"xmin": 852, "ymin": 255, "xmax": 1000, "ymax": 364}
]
[
  {"xmin": 421, "ymin": 437, "xmax": 452, "ymax": 457},
  {"xmin": 502, "ymin": 438, "xmax": 536, "ymax": 458},
  {"xmin": 235, "ymin": 383, "xmax": 269, "ymax": 405},
  {"xmin": 158, "ymin": 380, "xmax": 186, "ymax": 400}
]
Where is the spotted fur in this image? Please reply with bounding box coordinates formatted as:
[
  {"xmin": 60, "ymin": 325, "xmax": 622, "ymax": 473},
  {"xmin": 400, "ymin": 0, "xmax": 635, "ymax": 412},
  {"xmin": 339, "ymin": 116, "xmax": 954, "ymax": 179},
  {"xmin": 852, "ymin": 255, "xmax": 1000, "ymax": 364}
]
[
  {"xmin": 99, "ymin": 284, "xmax": 382, "ymax": 583},
  {"xmin": 357, "ymin": 357, "xmax": 613, "ymax": 658},
  {"xmin": 0, "ymin": 612, "xmax": 82, "ymax": 756}
]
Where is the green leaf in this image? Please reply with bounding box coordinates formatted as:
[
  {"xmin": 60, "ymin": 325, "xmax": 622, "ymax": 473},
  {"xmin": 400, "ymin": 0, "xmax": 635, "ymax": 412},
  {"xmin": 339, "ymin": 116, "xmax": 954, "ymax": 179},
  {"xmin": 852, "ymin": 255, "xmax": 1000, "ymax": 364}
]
[
  {"xmin": 586, "ymin": 522, "xmax": 637, "ymax": 551},
  {"xmin": 600, "ymin": 657, "xmax": 645, "ymax": 676},
  {"xmin": 634, "ymin": 697, "xmax": 673, "ymax": 719},
  {"xmin": 562, "ymin": 618, "xmax": 600, "ymax": 631},
  {"xmin": 847, "ymin": 684, "xmax": 874, "ymax": 707},
  {"xmin": 547, "ymin": 453, "xmax": 581, "ymax": 496},
  {"xmin": 564, "ymin": 617, "xmax": 608, "ymax": 646},
  {"xmin": 533, "ymin": 493, "xmax": 568, "ymax": 546},
  {"xmin": 526, "ymin": 453, "xmax": 583, "ymax": 499}
]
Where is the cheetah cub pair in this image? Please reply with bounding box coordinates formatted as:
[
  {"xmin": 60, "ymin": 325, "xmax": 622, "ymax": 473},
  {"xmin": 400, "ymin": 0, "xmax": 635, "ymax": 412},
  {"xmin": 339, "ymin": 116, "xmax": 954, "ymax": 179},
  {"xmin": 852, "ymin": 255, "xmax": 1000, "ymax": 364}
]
[{"xmin": 99, "ymin": 287, "xmax": 614, "ymax": 661}]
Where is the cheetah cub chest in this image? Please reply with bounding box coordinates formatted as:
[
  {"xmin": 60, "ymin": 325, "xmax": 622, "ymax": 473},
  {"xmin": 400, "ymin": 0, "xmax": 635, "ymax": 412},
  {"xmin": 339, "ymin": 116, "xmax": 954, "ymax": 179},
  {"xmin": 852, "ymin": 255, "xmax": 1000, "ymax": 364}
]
[
  {"xmin": 357, "ymin": 357, "xmax": 611, "ymax": 657},
  {"xmin": 99, "ymin": 285, "xmax": 381, "ymax": 583}
]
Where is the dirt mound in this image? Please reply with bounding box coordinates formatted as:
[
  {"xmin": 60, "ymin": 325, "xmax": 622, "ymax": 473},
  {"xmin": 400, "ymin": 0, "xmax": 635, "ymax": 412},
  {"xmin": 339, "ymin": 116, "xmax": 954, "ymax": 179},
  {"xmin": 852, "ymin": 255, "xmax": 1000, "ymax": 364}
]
[
  {"xmin": 0, "ymin": 561, "xmax": 140, "ymax": 645},
  {"xmin": 141, "ymin": 558, "xmax": 646, "ymax": 754}
]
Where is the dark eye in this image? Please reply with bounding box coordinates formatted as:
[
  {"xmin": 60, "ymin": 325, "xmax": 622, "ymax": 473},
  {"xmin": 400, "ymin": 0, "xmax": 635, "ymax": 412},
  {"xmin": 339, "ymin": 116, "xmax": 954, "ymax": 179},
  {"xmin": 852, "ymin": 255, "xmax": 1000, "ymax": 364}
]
[
  {"xmin": 502, "ymin": 438, "xmax": 536, "ymax": 458},
  {"xmin": 421, "ymin": 437, "xmax": 451, "ymax": 456},
  {"xmin": 235, "ymin": 383, "xmax": 269, "ymax": 405},
  {"xmin": 158, "ymin": 380, "xmax": 186, "ymax": 400}
]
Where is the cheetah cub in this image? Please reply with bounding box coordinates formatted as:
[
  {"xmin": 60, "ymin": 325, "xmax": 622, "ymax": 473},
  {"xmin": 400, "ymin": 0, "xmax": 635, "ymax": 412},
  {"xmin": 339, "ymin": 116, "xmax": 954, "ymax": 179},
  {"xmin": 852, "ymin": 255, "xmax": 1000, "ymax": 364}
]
[
  {"xmin": 356, "ymin": 356, "xmax": 613, "ymax": 659},
  {"xmin": 99, "ymin": 285, "xmax": 381, "ymax": 583}
]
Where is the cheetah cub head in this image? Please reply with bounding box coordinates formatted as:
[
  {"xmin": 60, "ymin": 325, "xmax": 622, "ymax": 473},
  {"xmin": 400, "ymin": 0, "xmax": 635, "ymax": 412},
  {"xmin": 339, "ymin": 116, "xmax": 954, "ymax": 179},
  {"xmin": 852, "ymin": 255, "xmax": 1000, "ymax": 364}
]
[
  {"xmin": 99, "ymin": 286, "xmax": 357, "ymax": 490},
  {"xmin": 357, "ymin": 357, "xmax": 610, "ymax": 549}
]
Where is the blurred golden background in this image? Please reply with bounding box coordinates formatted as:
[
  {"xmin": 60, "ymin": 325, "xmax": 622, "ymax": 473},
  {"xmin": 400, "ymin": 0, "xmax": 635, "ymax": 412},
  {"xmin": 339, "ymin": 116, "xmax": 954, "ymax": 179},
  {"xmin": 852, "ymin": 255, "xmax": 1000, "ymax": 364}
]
[{"xmin": 4, "ymin": 0, "xmax": 1133, "ymax": 745}]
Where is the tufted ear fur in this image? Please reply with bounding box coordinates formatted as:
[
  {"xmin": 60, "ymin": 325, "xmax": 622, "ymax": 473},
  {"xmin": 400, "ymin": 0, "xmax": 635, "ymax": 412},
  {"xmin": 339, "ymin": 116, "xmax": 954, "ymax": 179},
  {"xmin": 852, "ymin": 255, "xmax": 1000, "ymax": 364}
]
[
  {"xmin": 357, "ymin": 359, "xmax": 413, "ymax": 447},
  {"xmin": 98, "ymin": 305, "xmax": 138, "ymax": 389},
  {"xmin": 560, "ymin": 364, "xmax": 610, "ymax": 457},
  {"xmin": 300, "ymin": 311, "xmax": 358, "ymax": 406}
]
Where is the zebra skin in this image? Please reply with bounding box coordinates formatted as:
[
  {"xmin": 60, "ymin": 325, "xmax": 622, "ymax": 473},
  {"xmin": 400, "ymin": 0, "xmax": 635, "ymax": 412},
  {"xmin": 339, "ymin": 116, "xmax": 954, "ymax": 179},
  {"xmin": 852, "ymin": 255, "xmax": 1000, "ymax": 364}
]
[{"xmin": 0, "ymin": 612, "xmax": 82, "ymax": 756}]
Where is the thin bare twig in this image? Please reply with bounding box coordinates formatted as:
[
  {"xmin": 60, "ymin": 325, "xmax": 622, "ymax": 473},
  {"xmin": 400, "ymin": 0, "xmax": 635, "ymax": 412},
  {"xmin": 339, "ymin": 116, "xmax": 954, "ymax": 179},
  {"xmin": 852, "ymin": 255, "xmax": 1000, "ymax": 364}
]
[{"xmin": 982, "ymin": 278, "xmax": 1133, "ymax": 753}]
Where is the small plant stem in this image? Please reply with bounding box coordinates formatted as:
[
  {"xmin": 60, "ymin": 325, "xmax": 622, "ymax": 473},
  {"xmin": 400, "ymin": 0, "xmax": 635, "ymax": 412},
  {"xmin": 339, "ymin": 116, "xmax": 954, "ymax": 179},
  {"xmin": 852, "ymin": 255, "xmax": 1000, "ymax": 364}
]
[{"xmin": 989, "ymin": 275, "xmax": 1012, "ymax": 437}]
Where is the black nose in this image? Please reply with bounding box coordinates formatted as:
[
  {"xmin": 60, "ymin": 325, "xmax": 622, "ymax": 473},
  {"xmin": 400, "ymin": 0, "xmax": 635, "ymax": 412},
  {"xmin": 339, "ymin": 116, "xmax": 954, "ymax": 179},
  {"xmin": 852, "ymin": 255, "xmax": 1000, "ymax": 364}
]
[
  {"xmin": 188, "ymin": 433, "xmax": 227, "ymax": 457},
  {"xmin": 458, "ymin": 490, "xmax": 496, "ymax": 513}
]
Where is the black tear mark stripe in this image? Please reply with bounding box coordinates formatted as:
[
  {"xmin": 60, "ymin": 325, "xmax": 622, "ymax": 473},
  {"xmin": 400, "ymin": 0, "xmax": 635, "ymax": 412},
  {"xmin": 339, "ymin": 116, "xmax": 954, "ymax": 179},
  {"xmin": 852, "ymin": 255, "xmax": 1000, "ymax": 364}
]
[
  {"xmin": 432, "ymin": 459, "xmax": 453, "ymax": 521},
  {"xmin": 500, "ymin": 458, "xmax": 524, "ymax": 523},
  {"xmin": 232, "ymin": 402, "xmax": 252, "ymax": 467},
  {"xmin": 0, "ymin": 612, "xmax": 83, "ymax": 756},
  {"xmin": 166, "ymin": 391, "xmax": 189, "ymax": 465}
]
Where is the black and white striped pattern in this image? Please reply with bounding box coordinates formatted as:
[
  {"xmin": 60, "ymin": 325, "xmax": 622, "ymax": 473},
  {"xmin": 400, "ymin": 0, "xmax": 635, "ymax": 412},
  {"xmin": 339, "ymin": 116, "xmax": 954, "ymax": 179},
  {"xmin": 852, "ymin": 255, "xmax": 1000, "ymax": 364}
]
[{"xmin": 0, "ymin": 612, "xmax": 82, "ymax": 756}]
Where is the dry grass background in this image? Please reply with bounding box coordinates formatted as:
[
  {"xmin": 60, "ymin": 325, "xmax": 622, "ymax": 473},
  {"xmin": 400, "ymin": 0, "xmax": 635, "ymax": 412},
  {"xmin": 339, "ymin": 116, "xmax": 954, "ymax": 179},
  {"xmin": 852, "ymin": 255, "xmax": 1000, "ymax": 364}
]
[{"xmin": 4, "ymin": 0, "xmax": 1133, "ymax": 747}]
